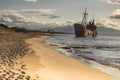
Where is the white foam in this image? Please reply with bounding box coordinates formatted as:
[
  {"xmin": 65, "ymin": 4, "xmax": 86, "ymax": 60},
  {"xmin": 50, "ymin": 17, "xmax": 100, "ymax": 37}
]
[{"xmin": 82, "ymin": 60, "xmax": 120, "ymax": 80}]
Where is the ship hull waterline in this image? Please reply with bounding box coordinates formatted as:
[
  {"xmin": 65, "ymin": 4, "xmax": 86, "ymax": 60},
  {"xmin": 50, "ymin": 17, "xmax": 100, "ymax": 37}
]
[{"xmin": 74, "ymin": 23, "xmax": 97, "ymax": 37}]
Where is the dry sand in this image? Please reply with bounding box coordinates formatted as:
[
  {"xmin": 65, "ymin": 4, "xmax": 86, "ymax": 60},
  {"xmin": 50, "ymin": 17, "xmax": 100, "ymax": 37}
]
[
  {"xmin": 0, "ymin": 24, "xmax": 54, "ymax": 80},
  {"xmin": 0, "ymin": 27, "xmax": 37, "ymax": 80},
  {"xmin": 18, "ymin": 36, "xmax": 117, "ymax": 80}
]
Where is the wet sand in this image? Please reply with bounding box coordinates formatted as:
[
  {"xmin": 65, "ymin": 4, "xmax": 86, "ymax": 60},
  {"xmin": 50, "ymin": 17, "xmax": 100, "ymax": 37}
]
[{"xmin": 20, "ymin": 36, "xmax": 117, "ymax": 80}]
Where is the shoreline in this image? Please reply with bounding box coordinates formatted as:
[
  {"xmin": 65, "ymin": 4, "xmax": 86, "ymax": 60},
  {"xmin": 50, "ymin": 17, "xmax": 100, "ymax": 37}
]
[
  {"xmin": 53, "ymin": 44, "xmax": 120, "ymax": 80},
  {"xmin": 21, "ymin": 36, "xmax": 116, "ymax": 80},
  {"xmin": 47, "ymin": 34, "xmax": 120, "ymax": 80}
]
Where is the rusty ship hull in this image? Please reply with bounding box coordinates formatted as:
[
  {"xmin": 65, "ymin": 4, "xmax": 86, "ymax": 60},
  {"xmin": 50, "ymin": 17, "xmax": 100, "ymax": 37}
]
[{"xmin": 74, "ymin": 23, "xmax": 97, "ymax": 37}]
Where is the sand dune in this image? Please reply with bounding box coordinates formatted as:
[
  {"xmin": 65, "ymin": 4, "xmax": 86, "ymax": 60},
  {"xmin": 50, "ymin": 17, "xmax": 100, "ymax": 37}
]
[{"xmin": 20, "ymin": 36, "xmax": 116, "ymax": 80}]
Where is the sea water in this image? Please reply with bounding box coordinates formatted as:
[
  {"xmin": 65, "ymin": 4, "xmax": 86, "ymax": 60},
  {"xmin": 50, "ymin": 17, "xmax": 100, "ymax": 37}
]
[{"xmin": 46, "ymin": 34, "xmax": 120, "ymax": 80}]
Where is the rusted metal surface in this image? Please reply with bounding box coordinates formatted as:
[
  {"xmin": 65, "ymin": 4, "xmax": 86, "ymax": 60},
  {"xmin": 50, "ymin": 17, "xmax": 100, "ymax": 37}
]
[{"xmin": 74, "ymin": 23, "xmax": 97, "ymax": 37}]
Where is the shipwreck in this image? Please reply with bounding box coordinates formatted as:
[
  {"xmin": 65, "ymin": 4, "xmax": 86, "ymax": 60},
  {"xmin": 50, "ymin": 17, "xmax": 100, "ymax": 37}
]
[{"xmin": 74, "ymin": 9, "xmax": 97, "ymax": 37}]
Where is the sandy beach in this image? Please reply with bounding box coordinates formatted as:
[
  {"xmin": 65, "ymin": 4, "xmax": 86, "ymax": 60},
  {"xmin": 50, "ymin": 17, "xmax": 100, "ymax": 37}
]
[
  {"xmin": 0, "ymin": 0, "xmax": 120, "ymax": 79},
  {"xmin": 0, "ymin": 24, "xmax": 117, "ymax": 80},
  {"xmin": 18, "ymin": 36, "xmax": 117, "ymax": 80}
]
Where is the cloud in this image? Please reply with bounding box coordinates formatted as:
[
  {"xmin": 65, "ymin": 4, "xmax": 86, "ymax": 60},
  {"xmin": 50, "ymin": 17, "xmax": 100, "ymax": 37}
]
[
  {"xmin": 49, "ymin": 15, "xmax": 60, "ymax": 19},
  {"xmin": 21, "ymin": 9, "xmax": 56, "ymax": 14},
  {"xmin": 24, "ymin": 0, "xmax": 37, "ymax": 2},
  {"xmin": 110, "ymin": 9, "xmax": 120, "ymax": 19},
  {"xmin": 0, "ymin": 13, "xmax": 42, "ymax": 25},
  {"xmin": 41, "ymin": 14, "xmax": 60, "ymax": 19},
  {"xmin": 0, "ymin": 9, "xmax": 56, "ymax": 14},
  {"xmin": 101, "ymin": 18, "xmax": 120, "ymax": 29},
  {"xmin": 0, "ymin": 9, "xmax": 66, "ymax": 29},
  {"xmin": 101, "ymin": 0, "xmax": 120, "ymax": 4},
  {"xmin": 0, "ymin": 9, "xmax": 58, "ymax": 25},
  {"xmin": 0, "ymin": 13, "xmax": 65, "ymax": 29},
  {"xmin": 110, "ymin": 15, "xmax": 120, "ymax": 19},
  {"xmin": 10, "ymin": 0, "xmax": 38, "ymax": 2}
]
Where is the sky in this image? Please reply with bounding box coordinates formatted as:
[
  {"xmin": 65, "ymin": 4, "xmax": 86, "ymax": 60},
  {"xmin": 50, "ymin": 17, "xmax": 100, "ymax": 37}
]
[{"xmin": 0, "ymin": 0, "xmax": 119, "ymax": 29}]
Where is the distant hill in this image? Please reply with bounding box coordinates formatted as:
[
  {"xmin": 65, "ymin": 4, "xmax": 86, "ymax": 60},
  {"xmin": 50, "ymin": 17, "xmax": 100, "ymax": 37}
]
[
  {"xmin": 53, "ymin": 25, "xmax": 120, "ymax": 36},
  {"xmin": 54, "ymin": 26, "xmax": 74, "ymax": 33},
  {"xmin": 1, "ymin": 23, "xmax": 120, "ymax": 36},
  {"xmin": 0, "ymin": 24, "xmax": 13, "ymax": 34},
  {"xmin": 0, "ymin": 24, "xmax": 29, "ymax": 33},
  {"xmin": 97, "ymin": 27, "xmax": 120, "ymax": 36}
]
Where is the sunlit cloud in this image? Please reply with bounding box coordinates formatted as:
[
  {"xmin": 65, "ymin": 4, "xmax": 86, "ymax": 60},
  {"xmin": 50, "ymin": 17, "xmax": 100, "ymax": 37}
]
[
  {"xmin": 0, "ymin": 13, "xmax": 42, "ymax": 24},
  {"xmin": 0, "ymin": 13, "xmax": 65, "ymax": 29},
  {"xmin": 11, "ymin": 0, "xmax": 38, "ymax": 2},
  {"xmin": 0, "ymin": 9, "xmax": 67, "ymax": 29},
  {"xmin": 101, "ymin": 0, "xmax": 120, "ymax": 4},
  {"xmin": 21, "ymin": 9, "xmax": 56, "ymax": 14},
  {"xmin": 0, "ymin": 9, "xmax": 56, "ymax": 14},
  {"xmin": 110, "ymin": 9, "xmax": 120, "ymax": 19},
  {"xmin": 24, "ymin": 0, "xmax": 38, "ymax": 2},
  {"xmin": 0, "ymin": 9, "xmax": 60, "ymax": 20},
  {"xmin": 101, "ymin": 18, "xmax": 120, "ymax": 29}
]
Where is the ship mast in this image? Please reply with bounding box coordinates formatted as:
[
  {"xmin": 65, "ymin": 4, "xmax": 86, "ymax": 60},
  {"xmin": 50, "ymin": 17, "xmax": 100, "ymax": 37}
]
[{"xmin": 81, "ymin": 8, "xmax": 88, "ymax": 27}]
